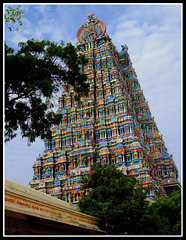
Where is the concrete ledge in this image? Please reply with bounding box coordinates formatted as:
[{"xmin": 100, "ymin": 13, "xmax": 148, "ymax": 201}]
[{"xmin": 5, "ymin": 178, "xmax": 104, "ymax": 234}]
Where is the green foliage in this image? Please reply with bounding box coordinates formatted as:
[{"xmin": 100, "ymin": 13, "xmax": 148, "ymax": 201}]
[
  {"xmin": 5, "ymin": 5, "xmax": 25, "ymax": 31},
  {"xmin": 79, "ymin": 163, "xmax": 149, "ymax": 234},
  {"xmin": 5, "ymin": 39, "xmax": 89, "ymax": 143},
  {"xmin": 142, "ymin": 189, "xmax": 181, "ymax": 235},
  {"xmin": 79, "ymin": 163, "xmax": 181, "ymax": 235}
]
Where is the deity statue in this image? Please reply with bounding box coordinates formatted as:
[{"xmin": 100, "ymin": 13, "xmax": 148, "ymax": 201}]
[
  {"xmin": 110, "ymin": 155, "xmax": 115, "ymax": 164},
  {"xmin": 121, "ymin": 164, "xmax": 127, "ymax": 175},
  {"xmin": 133, "ymin": 150, "xmax": 138, "ymax": 159},
  {"xmin": 110, "ymin": 106, "xmax": 113, "ymax": 114},
  {"xmin": 71, "ymin": 161, "xmax": 74, "ymax": 170},
  {"xmin": 87, "ymin": 154, "xmax": 91, "ymax": 166},
  {"xmin": 79, "ymin": 155, "xmax": 84, "ymax": 167},
  {"xmin": 35, "ymin": 168, "xmax": 39, "ymax": 175},
  {"xmin": 91, "ymin": 136, "xmax": 95, "ymax": 146},
  {"xmin": 73, "ymin": 157, "xmax": 77, "ymax": 168},
  {"xmin": 150, "ymin": 169, "xmax": 155, "ymax": 178},
  {"xmin": 140, "ymin": 151, "xmax": 143, "ymax": 159},
  {"xmin": 90, "ymin": 156, "xmax": 94, "ymax": 165},
  {"xmin": 169, "ymin": 169, "xmax": 174, "ymax": 177},
  {"xmin": 102, "ymin": 155, "xmax": 107, "ymax": 164},
  {"xmin": 61, "ymin": 163, "xmax": 65, "ymax": 171}
]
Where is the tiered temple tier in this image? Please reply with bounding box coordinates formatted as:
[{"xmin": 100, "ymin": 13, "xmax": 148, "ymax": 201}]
[{"xmin": 30, "ymin": 14, "xmax": 180, "ymax": 203}]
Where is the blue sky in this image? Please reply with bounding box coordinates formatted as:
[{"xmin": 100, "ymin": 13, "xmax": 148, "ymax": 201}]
[{"xmin": 4, "ymin": 3, "xmax": 182, "ymax": 186}]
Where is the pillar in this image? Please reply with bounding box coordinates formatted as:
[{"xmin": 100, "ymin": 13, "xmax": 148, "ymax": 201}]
[
  {"xmin": 117, "ymin": 127, "xmax": 119, "ymax": 135},
  {"xmin": 113, "ymin": 127, "xmax": 117, "ymax": 136},
  {"xmin": 107, "ymin": 155, "xmax": 110, "ymax": 164},
  {"xmin": 124, "ymin": 126, "xmax": 126, "ymax": 134},
  {"xmin": 76, "ymin": 133, "xmax": 78, "ymax": 142},
  {"xmin": 65, "ymin": 193, "xmax": 68, "ymax": 202},
  {"xmin": 86, "ymin": 132, "xmax": 88, "ymax": 140},
  {"xmin": 71, "ymin": 160, "xmax": 74, "ymax": 169},
  {"xmin": 129, "ymin": 126, "xmax": 132, "ymax": 133},
  {"xmin": 38, "ymin": 167, "xmax": 42, "ymax": 180},
  {"xmin": 138, "ymin": 151, "xmax": 141, "ymax": 159},
  {"xmin": 122, "ymin": 154, "xmax": 125, "ymax": 162},
  {"xmin": 113, "ymin": 106, "xmax": 115, "ymax": 114},
  {"xmin": 74, "ymin": 158, "xmax": 77, "ymax": 168},
  {"xmin": 64, "ymin": 162, "xmax": 67, "ymax": 172},
  {"xmin": 58, "ymin": 163, "xmax": 61, "ymax": 172}
]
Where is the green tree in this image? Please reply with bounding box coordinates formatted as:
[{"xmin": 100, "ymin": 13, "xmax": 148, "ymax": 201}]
[
  {"xmin": 79, "ymin": 163, "xmax": 181, "ymax": 235},
  {"xmin": 142, "ymin": 189, "xmax": 181, "ymax": 235},
  {"xmin": 79, "ymin": 163, "xmax": 151, "ymax": 235},
  {"xmin": 5, "ymin": 39, "xmax": 89, "ymax": 143}
]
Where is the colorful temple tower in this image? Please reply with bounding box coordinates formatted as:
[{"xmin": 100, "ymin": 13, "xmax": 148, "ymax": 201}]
[{"xmin": 29, "ymin": 14, "xmax": 180, "ymax": 203}]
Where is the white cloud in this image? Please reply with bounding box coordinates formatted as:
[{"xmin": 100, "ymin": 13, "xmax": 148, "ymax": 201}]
[
  {"xmin": 108, "ymin": 5, "xmax": 181, "ymax": 178},
  {"xmin": 10, "ymin": 31, "xmax": 28, "ymax": 45},
  {"xmin": 4, "ymin": 4, "xmax": 182, "ymax": 184}
]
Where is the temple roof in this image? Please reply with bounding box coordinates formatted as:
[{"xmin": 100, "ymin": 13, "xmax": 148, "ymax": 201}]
[{"xmin": 76, "ymin": 14, "xmax": 106, "ymax": 42}]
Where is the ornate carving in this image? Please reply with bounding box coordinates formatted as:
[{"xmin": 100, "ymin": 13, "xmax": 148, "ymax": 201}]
[{"xmin": 76, "ymin": 14, "xmax": 106, "ymax": 42}]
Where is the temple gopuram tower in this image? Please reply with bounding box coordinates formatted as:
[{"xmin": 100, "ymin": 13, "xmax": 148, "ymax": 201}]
[{"xmin": 30, "ymin": 14, "xmax": 180, "ymax": 203}]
